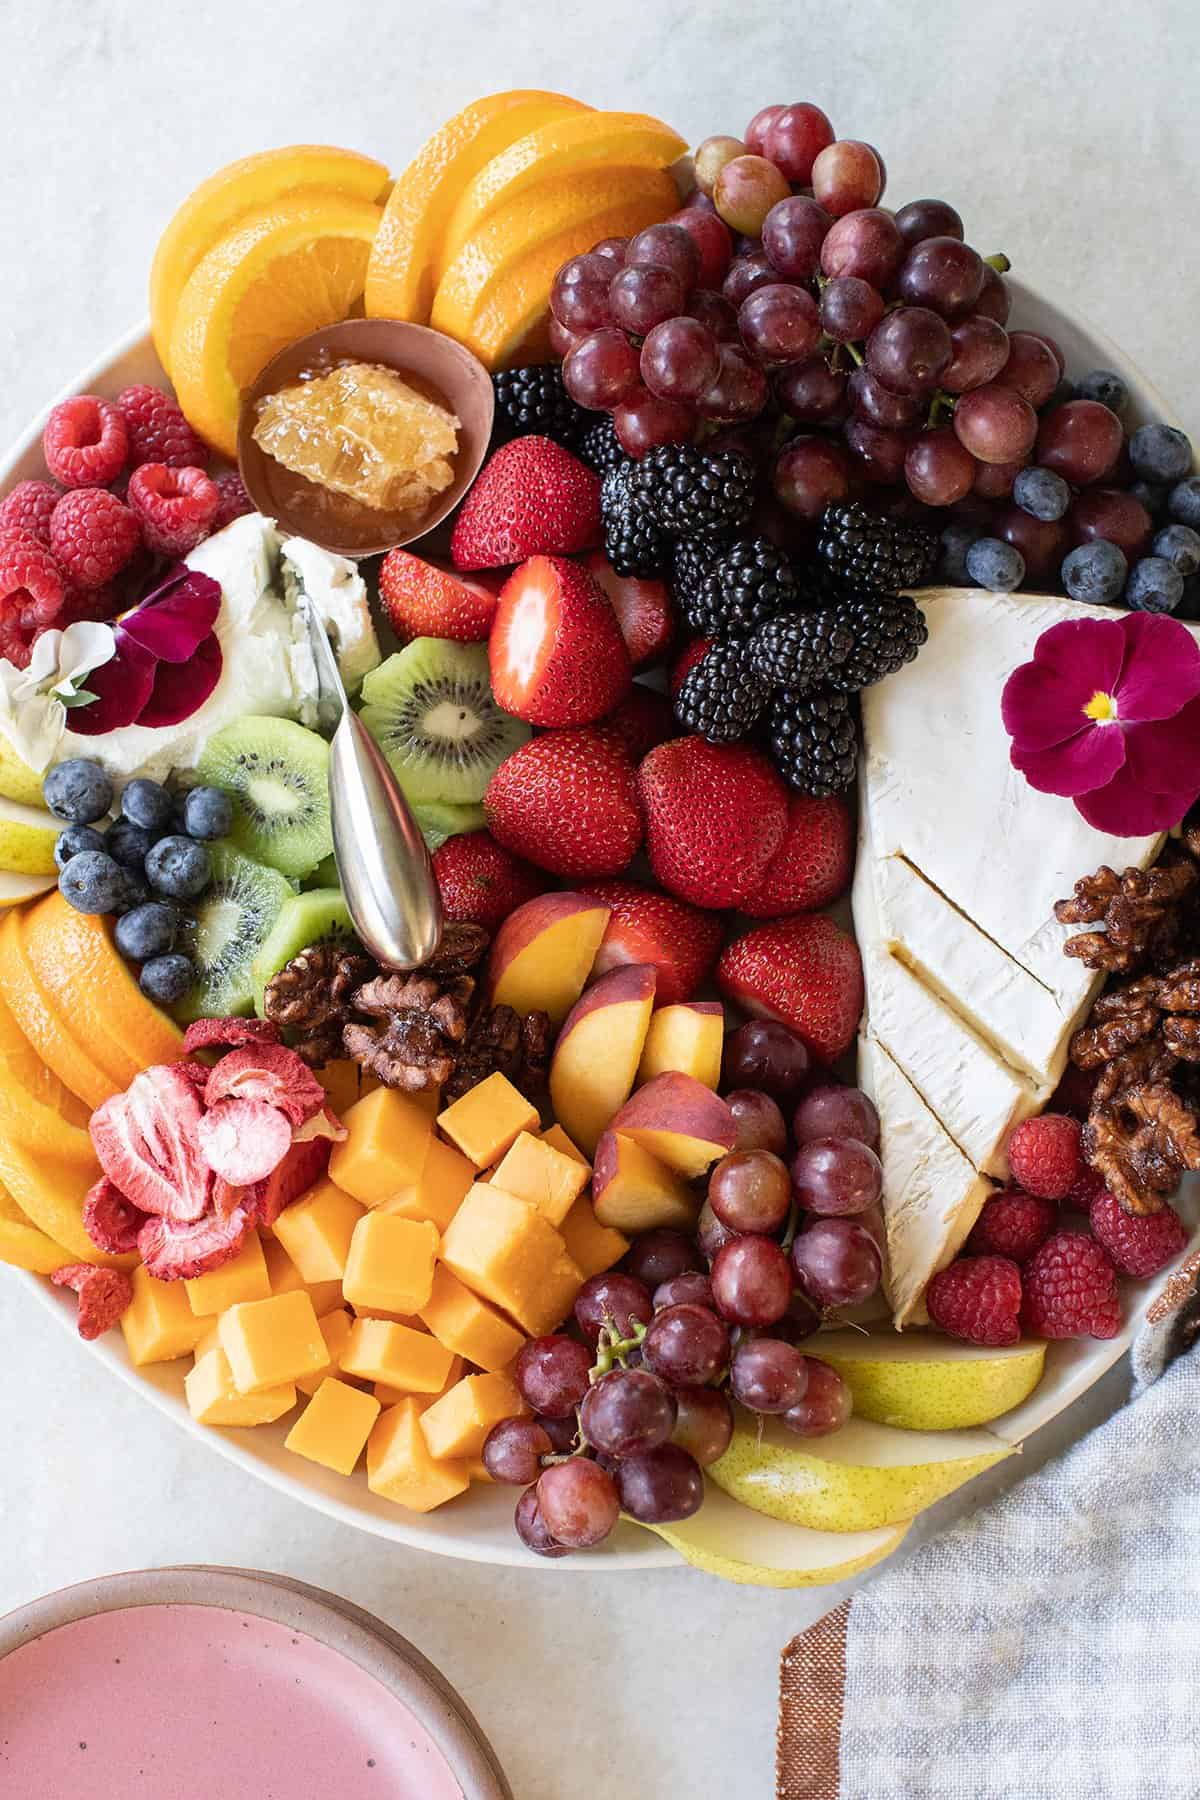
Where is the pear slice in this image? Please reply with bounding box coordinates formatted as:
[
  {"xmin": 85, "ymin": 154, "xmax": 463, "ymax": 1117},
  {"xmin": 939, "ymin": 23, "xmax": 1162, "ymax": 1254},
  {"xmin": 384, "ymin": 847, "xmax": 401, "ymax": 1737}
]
[
  {"xmin": 710, "ymin": 1412, "xmax": 1012, "ymax": 1532},
  {"xmin": 0, "ymin": 796, "xmax": 60, "ymax": 876},
  {"xmin": 813, "ymin": 1332, "xmax": 1046, "ymax": 1432},
  {"xmin": 0, "ymin": 869, "xmax": 55, "ymax": 908},
  {"xmin": 633, "ymin": 1485, "xmax": 910, "ymax": 1588}
]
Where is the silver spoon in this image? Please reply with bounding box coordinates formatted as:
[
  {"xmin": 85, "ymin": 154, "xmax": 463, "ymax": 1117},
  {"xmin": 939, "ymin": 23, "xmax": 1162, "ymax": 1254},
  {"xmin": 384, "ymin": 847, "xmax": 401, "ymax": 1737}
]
[{"xmin": 300, "ymin": 595, "xmax": 442, "ymax": 970}]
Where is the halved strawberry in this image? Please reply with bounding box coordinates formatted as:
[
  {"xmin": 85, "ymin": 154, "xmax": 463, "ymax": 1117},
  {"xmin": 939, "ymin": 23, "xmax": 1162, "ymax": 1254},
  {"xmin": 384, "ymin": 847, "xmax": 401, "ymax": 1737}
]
[
  {"xmin": 379, "ymin": 549, "xmax": 500, "ymax": 643},
  {"xmin": 583, "ymin": 551, "xmax": 675, "ymax": 669},
  {"xmin": 489, "ymin": 555, "xmax": 631, "ymax": 726},
  {"xmin": 581, "ymin": 879, "xmax": 724, "ymax": 1004},
  {"xmin": 451, "ymin": 436, "xmax": 601, "ymax": 569}
]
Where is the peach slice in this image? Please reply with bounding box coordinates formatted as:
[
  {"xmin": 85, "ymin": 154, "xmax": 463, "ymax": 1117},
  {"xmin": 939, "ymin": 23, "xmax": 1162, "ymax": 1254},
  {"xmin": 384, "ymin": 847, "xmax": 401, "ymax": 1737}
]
[
  {"xmin": 637, "ymin": 1001, "xmax": 725, "ymax": 1091},
  {"xmin": 549, "ymin": 963, "xmax": 656, "ymax": 1155},
  {"xmin": 0, "ymin": 1181, "xmax": 71, "ymax": 1274},
  {"xmin": 0, "ymin": 911, "xmax": 117, "ymax": 1109},
  {"xmin": 610, "ymin": 1072, "xmax": 737, "ymax": 1179},
  {"xmin": 487, "ymin": 891, "xmax": 611, "ymax": 1027},
  {"xmin": 592, "ymin": 1131, "xmax": 699, "ymax": 1235},
  {"xmin": 0, "ymin": 1137, "xmax": 125, "ymax": 1268}
]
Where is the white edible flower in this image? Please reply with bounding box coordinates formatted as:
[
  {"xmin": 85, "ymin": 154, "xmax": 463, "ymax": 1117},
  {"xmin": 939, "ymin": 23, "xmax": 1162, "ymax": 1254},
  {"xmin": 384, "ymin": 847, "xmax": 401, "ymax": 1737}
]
[{"xmin": 0, "ymin": 621, "xmax": 117, "ymax": 770}]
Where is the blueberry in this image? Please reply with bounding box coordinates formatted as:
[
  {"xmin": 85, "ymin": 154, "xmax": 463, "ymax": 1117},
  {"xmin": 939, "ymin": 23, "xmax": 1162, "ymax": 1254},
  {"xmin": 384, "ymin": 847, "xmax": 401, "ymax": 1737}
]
[
  {"xmin": 1178, "ymin": 575, "xmax": 1200, "ymax": 621},
  {"xmin": 54, "ymin": 824, "xmax": 105, "ymax": 872},
  {"xmin": 105, "ymin": 818, "xmax": 155, "ymax": 870},
  {"xmin": 1076, "ymin": 368, "xmax": 1128, "ymax": 413},
  {"xmin": 1152, "ymin": 524, "xmax": 1200, "ymax": 577},
  {"xmin": 1013, "ymin": 466, "xmax": 1070, "ymax": 522},
  {"xmin": 116, "ymin": 870, "xmax": 152, "ymax": 913},
  {"xmin": 1129, "ymin": 479, "xmax": 1168, "ymax": 518},
  {"xmin": 120, "ymin": 778, "xmax": 176, "ymax": 835},
  {"xmin": 138, "ymin": 953, "xmax": 195, "ymax": 1005},
  {"xmin": 1061, "ymin": 539, "xmax": 1128, "ymax": 606},
  {"xmin": 1168, "ymin": 476, "xmax": 1200, "ymax": 529},
  {"xmin": 43, "ymin": 759, "xmax": 113, "ymax": 826},
  {"xmin": 965, "ymin": 536, "xmax": 1025, "ymax": 592},
  {"xmin": 1126, "ymin": 554, "xmax": 1185, "ymax": 613},
  {"xmin": 1129, "ymin": 423, "xmax": 1193, "ymax": 485},
  {"xmin": 181, "ymin": 785, "xmax": 233, "ymax": 842},
  {"xmin": 114, "ymin": 902, "xmax": 179, "ymax": 963},
  {"xmin": 1046, "ymin": 376, "xmax": 1077, "ymax": 411},
  {"xmin": 58, "ymin": 850, "xmax": 127, "ymax": 915},
  {"xmin": 937, "ymin": 521, "xmax": 980, "ymax": 585},
  {"xmin": 145, "ymin": 834, "xmax": 211, "ymax": 899}
]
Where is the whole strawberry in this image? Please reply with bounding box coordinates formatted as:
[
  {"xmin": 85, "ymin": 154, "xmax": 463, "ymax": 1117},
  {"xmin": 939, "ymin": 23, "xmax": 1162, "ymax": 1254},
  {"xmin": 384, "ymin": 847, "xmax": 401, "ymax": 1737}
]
[
  {"xmin": 1007, "ymin": 1113, "xmax": 1082, "ymax": 1199},
  {"xmin": 581, "ymin": 878, "xmax": 723, "ymax": 1005},
  {"xmin": 598, "ymin": 687, "xmax": 678, "ymax": 763},
  {"xmin": 489, "ymin": 555, "xmax": 630, "ymax": 725},
  {"xmin": 717, "ymin": 914, "xmax": 863, "ymax": 1063},
  {"xmin": 431, "ymin": 829, "xmax": 548, "ymax": 933},
  {"xmin": 451, "ymin": 436, "xmax": 601, "ymax": 570},
  {"xmin": 670, "ymin": 637, "xmax": 713, "ymax": 695},
  {"xmin": 485, "ymin": 728, "xmax": 642, "ymax": 879},
  {"xmin": 1021, "ymin": 1230, "xmax": 1122, "ymax": 1340},
  {"xmin": 637, "ymin": 736, "xmax": 788, "ymax": 909},
  {"xmin": 380, "ymin": 550, "xmax": 500, "ymax": 643},
  {"xmin": 1089, "ymin": 1189, "xmax": 1188, "ymax": 1279},
  {"xmin": 966, "ymin": 1189, "xmax": 1058, "ymax": 1264},
  {"xmin": 926, "ymin": 1255, "xmax": 1023, "ymax": 1346},
  {"xmin": 742, "ymin": 792, "xmax": 854, "ymax": 917},
  {"xmin": 583, "ymin": 551, "xmax": 675, "ymax": 668}
]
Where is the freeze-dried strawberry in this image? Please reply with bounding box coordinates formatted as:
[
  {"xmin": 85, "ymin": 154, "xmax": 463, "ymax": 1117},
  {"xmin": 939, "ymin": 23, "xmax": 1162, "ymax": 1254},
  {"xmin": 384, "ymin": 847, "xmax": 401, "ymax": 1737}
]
[
  {"xmin": 51, "ymin": 1263, "xmax": 134, "ymax": 1340},
  {"xmin": 197, "ymin": 1097, "xmax": 293, "ymax": 1185},
  {"xmin": 89, "ymin": 1062, "xmax": 212, "ymax": 1223},
  {"xmin": 137, "ymin": 1205, "xmax": 251, "ymax": 1282},
  {"xmin": 82, "ymin": 1176, "xmax": 148, "ymax": 1255},
  {"xmin": 245, "ymin": 1132, "xmax": 332, "ymax": 1228},
  {"xmin": 292, "ymin": 1104, "xmax": 347, "ymax": 1143},
  {"xmin": 203, "ymin": 1040, "xmax": 326, "ymax": 1127},
  {"xmin": 182, "ymin": 1016, "xmax": 281, "ymax": 1056}
]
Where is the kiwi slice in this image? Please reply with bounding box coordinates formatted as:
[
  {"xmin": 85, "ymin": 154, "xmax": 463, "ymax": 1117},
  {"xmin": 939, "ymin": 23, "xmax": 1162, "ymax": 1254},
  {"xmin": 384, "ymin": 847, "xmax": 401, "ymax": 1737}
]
[
  {"xmin": 358, "ymin": 638, "xmax": 529, "ymax": 805},
  {"xmin": 174, "ymin": 843, "xmax": 293, "ymax": 1024},
  {"xmin": 413, "ymin": 798, "xmax": 486, "ymax": 852},
  {"xmin": 308, "ymin": 852, "xmax": 341, "ymax": 888},
  {"xmin": 250, "ymin": 886, "xmax": 356, "ymax": 1017},
  {"xmin": 196, "ymin": 715, "xmax": 333, "ymax": 881}
]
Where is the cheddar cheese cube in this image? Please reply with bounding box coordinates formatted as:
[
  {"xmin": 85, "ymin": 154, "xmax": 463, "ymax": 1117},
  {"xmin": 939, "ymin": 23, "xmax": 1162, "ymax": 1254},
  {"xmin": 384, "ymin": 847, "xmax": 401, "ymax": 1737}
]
[
  {"xmin": 185, "ymin": 1231, "xmax": 270, "ymax": 1316},
  {"xmin": 342, "ymin": 1213, "xmax": 438, "ymax": 1316},
  {"xmin": 296, "ymin": 1307, "xmax": 356, "ymax": 1398},
  {"xmin": 558, "ymin": 1197, "xmax": 629, "ymax": 1280},
  {"xmin": 419, "ymin": 1370, "xmax": 526, "ymax": 1462},
  {"xmin": 315, "ymin": 1058, "xmax": 380, "ymax": 1118},
  {"xmin": 491, "ymin": 1131, "xmax": 589, "ymax": 1226},
  {"xmin": 285, "ymin": 1378, "xmax": 382, "ymax": 1475},
  {"xmin": 375, "ymin": 1352, "xmax": 465, "ymax": 1409},
  {"xmin": 380, "ymin": 1134, "xmax": 474, "ymax": 1232},
  {"xmin": 440, "ymin": 1183, "xmax": 583, "ymax": 1336},
  {"xmin": 121, "ymin": 1265, "xmax": 212, "ymax": 1366},
  {"xmin": 540, "ymin": 1123, "xmax": 590, "ymax": 1169},
  {"xmin": 328, "ymin": 1086, "xmax": 434, "ymax": 1207},
  {"xmin": 437, "ymin": 1073, "xmax": 539, "ymax": 1169},
  {"xmin": 185, "ymin": 1348, "xmax": 296, "ymax": 1426},
  {"xmin": 218, "ymin": 1291, "xmax": 327, "ymax": 1395},
  {"xmin": 417, "ymin": 1264, "xmax": 524, "ymax": 1373},
  {"xmin": 367, "ymin": 1397, "xmax": 470, "ymax": 1512},
  {"xmin": 194, "ymin": 1320, "xmax": 222, "ymax": 1360},
  {"xmin": 273, "ymin": 1178, "xmax": 364, "ymax": 1283},
  {"xmin": 261, "ymin": 1236, "xmax": 345, "ymax": 1317},
  {"xmin": 340, "ymin": 1318, "xmax": 456, "ymax": 1392}
]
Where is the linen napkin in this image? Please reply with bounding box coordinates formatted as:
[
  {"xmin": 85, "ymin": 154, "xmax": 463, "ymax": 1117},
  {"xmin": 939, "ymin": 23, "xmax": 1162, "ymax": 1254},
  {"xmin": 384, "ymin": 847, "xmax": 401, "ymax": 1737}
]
[{"xmin": 778, "ymin": 1256, "xmax": 1200, "ymax": 1800}]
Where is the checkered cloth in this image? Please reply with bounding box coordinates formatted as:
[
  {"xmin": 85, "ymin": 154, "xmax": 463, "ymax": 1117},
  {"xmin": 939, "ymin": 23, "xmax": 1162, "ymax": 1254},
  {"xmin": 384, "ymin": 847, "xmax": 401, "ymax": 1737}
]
[{"xmin": 778, "ymin": 1260, "xmax": 1200, "ymax": 1800}]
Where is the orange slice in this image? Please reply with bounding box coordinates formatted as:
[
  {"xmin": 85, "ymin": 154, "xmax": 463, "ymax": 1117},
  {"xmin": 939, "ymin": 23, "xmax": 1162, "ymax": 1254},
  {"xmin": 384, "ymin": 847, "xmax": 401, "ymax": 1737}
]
[
  {"xmin": 0, "ymin": 1182, "xmax": 73, "ymax": 1275},
  {"xmin": 0, "ymin": 983, "xmax": 90, "ymax": 1125},
  {"xmin": 365, "ymin": 90, "xmax": 591, "ymax": 324},
  {"xmin": 440, "ymin": 112, "xmax": 686, "ymax": 272},
  {"xmin": 0, "ymin": 911, "xmax": 116, "ymax": 1110},
  {"xmin": 0, "ymin": 1066, "xmax": 96, "ymax": 1167},
  {"xmin": 431, "ymin": 168, "xmax": 679, "ymax": 369},
  {"xmin": 168, "ymin": 191, "xmax": 384, "ymax": 458},
  {"xmin": 150, "ymin": 144, "xmax": 390, "ymax": 368},
  {"xmin": 0, "ymin": 1137, "xmax": 128, "ymax": 1269}
]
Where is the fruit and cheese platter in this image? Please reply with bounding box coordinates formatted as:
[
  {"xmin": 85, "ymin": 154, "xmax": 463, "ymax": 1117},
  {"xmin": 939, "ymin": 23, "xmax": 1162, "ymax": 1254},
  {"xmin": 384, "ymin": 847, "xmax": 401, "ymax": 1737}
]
[{"xmin": 3, "ymin": 91, "xmax": 1199, "ymax": 1585}]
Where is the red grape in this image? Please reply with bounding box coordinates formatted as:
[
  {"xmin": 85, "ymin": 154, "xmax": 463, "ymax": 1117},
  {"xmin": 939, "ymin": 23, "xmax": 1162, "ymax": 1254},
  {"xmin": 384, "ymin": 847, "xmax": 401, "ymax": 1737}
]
[
  {"xmin": 1036, "ymin": 399, "xmax": 1123, "ymax": 486},
  {"xmin": 781, "ymin": 1358, "xmax": 853, "ymax": 1436},
  {"xmin": 709, "ymin": 1148, "xmax": 792, "ymax": 1233},
  {"xmin": 905, "ymin": 427, "xmax": 977, "ymax": 505},
  {"xmin": 730, "ymin": 1336, "xmax": 809, "ymax": 1413},
  {"xmin": 776, "ymin": 358, "xmax": 848, "ymax": 423},
  {"xmin": 609, "ymin": 263, "xmax": 687, "ymax": 335},
  {"xmin": 640, "ymin": 317, "xmax": 721, "ymax": 402},
  {"xmin": 863, "ymin": 143, "xmax": 889, "ymax": 195},
  {"xmin": 615, "ymin": 1444, "xmax": 704, "ymax": 1523},
  {"xmin": 714, "ymin": 155, "xmax": 791, "ymax": 235},
  {"xmin": 723, "ymin": 1018, "xmax": 811, "ymax": 1094},
  {"xmin": 573, "ymin": 1272, "xmax": 654, "ymax": 1345},
  {"xmin": 536, "ymin": 1457, "xmax": 620, "ymax": 1548},
  {"xmin": 819, "ymin": 276, "xmax": 884, "ymax": 343},
  {"xmin": 687, "ymin": 288, "xmax": 741, "ymax": 343},
  {"xmin": 739, "ymin": 283, "xmax": 820, "ymax": 364},
  {"xmin": 627, "ymin": 223, "xmax": 702, "ymax": 286},
  {"xmin": 790, "ymin": 1136, "xmax": 882, "ymax": 1216},
  {"xmin": 952, "ymin": 383, "xmax": 1038, "ymax": 464},
  {"xmin": 696, "ymin": 345, "xmax": 769, "ymax": 422},
  {"xmin": 694, "ymin": 134, "xmax": 749, "ymax": 196},
  {"xmin": 622, "ymin": 1229, "xmax": 702, "ymax": 1290},
  {"xmin": 579, "ymin": 1367, "xmax": 677, "ymax": 1457},
  {"xmin": 819, "ymin": 207, "xmax": 903, "ymax": 287},
  {"xmin": 866, "ymin": 307, "xmax": 953, "ymax": 395},
  {"xmin": 697, "ymin": 1198, "xmax": 741, "ymax": 1262},
  {"xmin": 1030, "ymin": 331, "xmax": 1066, "ymax": 377},
  {"xmin": 1069, "ymin": 488, "xmax": 1154, "ymax": 559},
  {"xmin": 790, "ymin": 1217, "xmax": 882, "ymax": 1308},
  {"xmin": 942, "ymin": 315, "xmax": 1011, "ymax": 393},
  {"xmin": 761, "ymin": 195, "xmax": 831, "ymax": 281},
  {"xmin": 514, "ymin": 1486, "xmax": 570, "ymax": 1557},
  {"xmin": 548, "ymin": 316, "xmax": 582, "ymax": 359},
  {"xmin": 848, "ymin": 366, "xmax": 924, "ymax": 429},
  {"xmin": 613, "ymin": 390, "xmax": 696, "ymax": 456},
  {"xmin": 537, "ymin": 1412, "xmax": 580, "ymax": 1453},
  {"xmin": 794, "ymin": 1083, "xmax": 879, "ymax": 1149},
  {"xmin": 711, "ymin": 1235, "xmax": 793, "ymax": 1326},
  {"xmin": 897, "ymin": 236, "xmax": 984, "ymax": 318},
  {"xmin": 774, "ymin": 435, "xmax": 852, "ymax": 519},
  {"xmin": 483, "ymin": 1416, "xmax": 553, "ymax": 1485},
  {"xmin": 669, "ymin": 207, "xmax": 733, "ymax": 289},
  {"xmin": 762, "ymin": 102, "xmax": 835, "ymax": 182},
  {"xmin": 671, "ymin": 1385, "xmax": 734, "ymax": 1466},
  {"xmin": 845, "ymin": 416, "xmax": 911, "ymax": 485},
  {"xmin": 562, "ymin": 327, "xmax": 641, "ymax": 409},
  {"xmin": 642, "ymin": 1302, "xmax": 731, "ymax": 1386},
  {"xmin": 725, "ymin": 1088, "xmax": 788, "ymax": 1154},
  {"xmin": 972, "ymin": 457, "xmax": 1023, "ymax": 499},
  {"xmin": 550, "ymin": 252, "xmax": 616, "ymax": 331},
  {"xmin": 995, "ymin": 330, "xmax": 1060, "ymax": 408},
  {"xmin": 722, "ymin": 251, "xmax": 778, "ymax": 307},
  {"xmin": 770, "ymin": 1290, "xmax": 823, "ymax": 1345},
  {"xmin": 895, "ymin": 198, "xmax": 964, "ymax": 248},
  {"xmin": 974, "ymin": 264, "xmax": 1011, "ymax": 324},
  {"xmin": 590, "ymin": 236, "xmax": 628, "ymax": 265},
  {"xmin": 811, "ymin": 140, "xmax": 883, "ymax": 216},
  {"xmin": 993, "ymin": 505, "xmax": 1070, "ymax": 582},
  {"xmin": 515, "ymin": 1335, "xmax": 593, "ymax": 1417},
  {"xmin": 654, "ymin": 1271, "xmax": 714, "ymax": 1311},
  {"xmin": 744, "ymin": 104, "xmax": 786, "ymax": 157}
]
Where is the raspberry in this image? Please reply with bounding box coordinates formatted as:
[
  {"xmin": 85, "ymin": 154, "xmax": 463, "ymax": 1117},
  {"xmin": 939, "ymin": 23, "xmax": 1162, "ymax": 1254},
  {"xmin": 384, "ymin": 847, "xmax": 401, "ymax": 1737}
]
[
  {"xmin": 115, "ymin": 383, "xmax": 207, "ymax": 469},
  {"xmin": 966, "ymin": 1189, "xmax": 1058, "ymax": 1264},
  {"xmin": 1050, "ymin": 1061, "xmax": 1098, "ymax": 1119},
  {"xmin": 212, "ymin": 470, "xmax": 253, "ymax": 531},
  {"xmin": 127, "ymin": 463, "xmax": 220, "ymax": 556},
  {"xmin": 0, "ymin": 528, "xmax": 66, "ymax": 666},
  {"xmin": 1089, "ymin": 1189, "xmax": 1188, "ymax": 1278},
  {"xmin": 1064, "ymin": 1160, "xmax": 1105, "ymax": 1212},
  {"xmin": 1021, "ymin": 1230, "xmax": 1122, "ymax": 1340},
  {"xmin": 58, "ymin": 582, "xmax": 122, "ymax": 627},
  {"xmin": 926, "ymin": 1255, "xmax": 1023, "ymax": 1346},
  {"xmin": 49, "ymin": 488, "xmax": 141, "ymax": 590},
  {"xmin": 43, "ymin": 395, "xmax": 128, "ymax": 489},
  {"xmin": 1007, "ymin": 1112, "xmax": 1082, "ymax": 1199},
  {"xmin": 0, "ymin": 479, "xmax": 60, "ymax": 546}
]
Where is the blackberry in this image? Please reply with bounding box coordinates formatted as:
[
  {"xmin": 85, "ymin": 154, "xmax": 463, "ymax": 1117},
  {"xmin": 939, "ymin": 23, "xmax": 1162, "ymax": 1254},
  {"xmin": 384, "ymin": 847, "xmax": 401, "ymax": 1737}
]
[
  {"xmin": 576, "ymin": 413, "xmax": 626, "ymax": 476},
  {"xmin": 750, "ymin": 608, "xmax": 854, "ymax": 695},
  {"xmin": 817, "ymin": 501, "xmax": 939, "ymax": 591},
  {"xmin": 766, "ymin": 689, "xmax": 858, "ymax": 796},
  {"xmin": 600, "ymin": 462, "xmax": 668, "ymax": 578},
  {"xmin": 687, "ymin": 536, "xmax": 799, "ymax": 637},
  {"xmin": 668, "ymin": 538, "xmax": 725, "ymax": 623},
  {"xmin": 631, "ymin": 445, "xmax": 755, "ymax": 540},
  {"xmin": 492, "ymin": 365, "xmax": 586, "ymax": 445},
  {"xmin": 825, "ymin": 592, "xmax": 929, "ymax": 693},
  {"xmin": 674, "ymin": 642, "xmax": 768, "ymax": 743}
]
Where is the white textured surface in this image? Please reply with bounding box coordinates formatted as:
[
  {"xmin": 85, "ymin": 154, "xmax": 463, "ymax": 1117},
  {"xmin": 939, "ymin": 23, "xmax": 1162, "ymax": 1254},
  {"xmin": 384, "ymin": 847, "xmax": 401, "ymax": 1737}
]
[{"xmin": 1, "ymin": 4, "xmax": 1197, "ymax": 1794}]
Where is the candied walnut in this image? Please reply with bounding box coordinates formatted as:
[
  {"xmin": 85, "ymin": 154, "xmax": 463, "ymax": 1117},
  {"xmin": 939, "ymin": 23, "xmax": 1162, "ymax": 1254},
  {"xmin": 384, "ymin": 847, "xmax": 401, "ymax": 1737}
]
[
  {"xmin": 443, "ymin": 1003, "xmax": 551, "ymax": 1103},
  {"xmin": 1057, "ymin": 861, "xmax": 1197, "ymax": 973},
  {"xmin": 344, "ymin": 971, "xmax": 476, "ymax": 1092},
  {"xmin": 1071, "ymin": 1009, "xmax": 1160, "ymax": 1071},
  {"xmin": 1085, "ymin": 1082, "xmax": 1200, "ymax": 1215},
  {"xmin": 1092, "ymin": 1039, "xmax": 1179, "ymax": 1107},
  {"xmin": 423, "ymin": 922, "xmax": 490, "ymax": 978},
  {"xmin": 263, "ymin": 943, "xmax": 377, "ymax": 1066}
]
